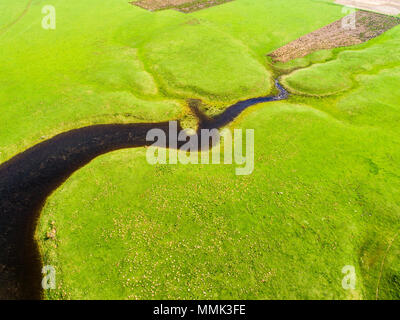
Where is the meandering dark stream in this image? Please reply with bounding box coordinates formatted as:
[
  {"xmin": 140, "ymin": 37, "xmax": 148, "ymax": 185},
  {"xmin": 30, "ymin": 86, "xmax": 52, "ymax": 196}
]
[{"xmin": 0, "ymin": 80, "xmax": 288, "ymax": 299}]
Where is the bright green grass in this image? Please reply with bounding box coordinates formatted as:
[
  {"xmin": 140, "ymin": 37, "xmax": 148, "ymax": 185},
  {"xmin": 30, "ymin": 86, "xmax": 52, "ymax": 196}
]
[
  {"xmin": 192, "ymin": 0, "xmax": 345, "ymax": 55},
  {"xmin": 0, "ymin": 0, "xmax": 31, "ymax": 33},
  {"xmin": 0, "ymin": 0, "xmax": 344, "ymax": 163},
  {"xmin": 140, "ymin": 21, "xmax": 273, "ymax": 103},
  {"xmin": 4, "ymin": 0, "xmax": 399, "ymax": 300},
  {"xmin": 38, "ymin": 99, "xmax": 400, "ymax": 299},
  {"xmin": 0, "ymin": 0, "xmax": 183, "ymax": 163},
  {"xmin": 37, "ymin": 10, "xmax": 400, "ymax": 299},
  {"xmin": 273, "ymin": 49, "xmax": 335, "ymax": 73},
  {"xmin": 281, "ymin": 27, "xmax": 400, "ymax": 96}
]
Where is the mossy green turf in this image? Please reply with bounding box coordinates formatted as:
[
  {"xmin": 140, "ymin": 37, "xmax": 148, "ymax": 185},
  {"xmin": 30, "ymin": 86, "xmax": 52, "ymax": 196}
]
[
  {"xmin": 279, "ymin": 26, "xmax": 400, "ymax": 131},
  {"xmin": 38, "ymin": 97, "xmax": 400, "ymax": 299},
  {"xmin": 281, "ymin": 32, "xmax": 400, "ymax": 97},
  {"xmin": 0, "ymin": 0, "xmax": 344, "ymax": 163},
  {"xmin": 3, "ymin": 0, "xmax": 399, "ymax": 299},
  {"xmin": 39, "ymin": 20, "xmax": 400, "ymax": 299}
]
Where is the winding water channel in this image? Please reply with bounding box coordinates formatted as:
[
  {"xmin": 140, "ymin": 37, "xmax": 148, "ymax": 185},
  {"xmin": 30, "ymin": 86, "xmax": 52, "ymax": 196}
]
[{"xmin": 0, "ymin": 80, "xmax": 288, "ymax": 299}]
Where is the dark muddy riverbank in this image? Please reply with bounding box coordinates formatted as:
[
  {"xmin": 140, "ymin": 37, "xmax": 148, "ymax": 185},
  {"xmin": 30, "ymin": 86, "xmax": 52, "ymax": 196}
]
[{"xmin": 0, "ymin": 81, "xmax": 287, "ymax": 299}]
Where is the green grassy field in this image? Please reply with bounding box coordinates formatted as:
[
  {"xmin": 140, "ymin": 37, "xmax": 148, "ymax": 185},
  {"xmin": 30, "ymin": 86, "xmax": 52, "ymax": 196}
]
[
  {"xmin": 1, "ymin": 0, "xmax": 399, "ymax": 299},
  {"xmin": 0, "ymin": 0, "xmax": 344, "ymax": 163},
  {"xmin": 38, "ymin": 98, "xmax": 400, "ymax": 299}
]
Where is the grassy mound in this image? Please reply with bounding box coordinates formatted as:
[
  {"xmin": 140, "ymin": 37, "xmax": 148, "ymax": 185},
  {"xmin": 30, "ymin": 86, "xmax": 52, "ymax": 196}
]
[
  {"xmin": 38, "ymin": 99, "xmax": 400, "ymax": 299},
  {"xmin": 5, "ymin": 0, "xmax": 399, "ymax": 300},
  {"xmin": 142, "ymin": 22, "xmax": 272, "ymax": 104},
  {"xmin": 34, "ymin": 1, "xmax": 400, "ymax": 300},
  {"xmin": 0, "ymin": 0, "xmax": 344, "ymax": 163},
  {"xmin": 281, "ymin": 26, "xmax": 400, "ymax": 96}
]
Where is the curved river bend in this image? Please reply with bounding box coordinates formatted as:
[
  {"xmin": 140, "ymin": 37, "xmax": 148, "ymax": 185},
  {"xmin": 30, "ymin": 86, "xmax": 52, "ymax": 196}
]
[{"xmin": 0, "ymin": 80, "xmax": 288, "ymax": 299}]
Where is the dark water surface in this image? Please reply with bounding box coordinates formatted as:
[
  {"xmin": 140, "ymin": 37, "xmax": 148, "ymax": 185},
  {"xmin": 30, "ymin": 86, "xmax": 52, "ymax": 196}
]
[{"xmin": 0, "ymin": 81, "xmax": 288, "ymax": 299}]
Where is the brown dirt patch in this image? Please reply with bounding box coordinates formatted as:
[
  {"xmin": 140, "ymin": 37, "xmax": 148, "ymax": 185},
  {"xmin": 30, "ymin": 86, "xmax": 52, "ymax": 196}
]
[
  {"xmin": 268, "ymin": 10, "xmax": 400, "ymax": 63},
  {"xmin": 131, "ymin": 0, "xmax": 234, "ymax": 13}
]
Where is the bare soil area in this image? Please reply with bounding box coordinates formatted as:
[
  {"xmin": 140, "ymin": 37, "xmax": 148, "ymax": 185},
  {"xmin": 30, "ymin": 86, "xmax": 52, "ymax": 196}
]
[
  {"xmin": 336, "ymin": 0, "xmax": 400, "ymax": 16},
  {"xmin": 131, "ymin": 0, "xmax": 233, "ymax": 13},
  {"xmin": 269, "ymin": 10, "xmax": 400, "ymax": 63}
]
